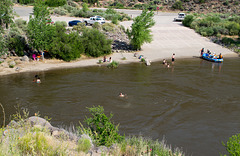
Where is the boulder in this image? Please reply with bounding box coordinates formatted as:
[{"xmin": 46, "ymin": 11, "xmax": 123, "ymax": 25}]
[
  {"xmin": 21, "ymin": 55, "xmax": 29, "ymax": 62},
  {"xmin": 8, "ymin": 61, "xmax": 16, "ymax": 67}
]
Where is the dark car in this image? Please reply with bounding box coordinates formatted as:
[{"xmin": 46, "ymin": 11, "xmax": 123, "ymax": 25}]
[{"xmin": 68, "ymin": 20, "xmax": 82, "ymax": 26}]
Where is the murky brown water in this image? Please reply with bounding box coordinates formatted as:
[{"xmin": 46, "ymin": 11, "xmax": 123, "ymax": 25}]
[{"xmin": 0, "ymin": 57, "xmax": 239, "ymax": 155}]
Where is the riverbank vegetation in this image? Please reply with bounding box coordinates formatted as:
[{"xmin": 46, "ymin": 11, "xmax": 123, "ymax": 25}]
[
  {"xmin": 182, "ymin": 13, "xmax": 240, "ymax": 53},
  {"xmin": 0, "ymin": 105, "xmax": 184, "ymax": 156}
]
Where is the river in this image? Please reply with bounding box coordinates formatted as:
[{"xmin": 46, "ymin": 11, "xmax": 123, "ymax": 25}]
[{"xmin": 0, "ymin": 57, "xmax": 239, "ymax": 155}]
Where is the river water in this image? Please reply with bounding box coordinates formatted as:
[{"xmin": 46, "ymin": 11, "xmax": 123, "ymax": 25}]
[{"xmin": 0, "ymin": 57, "xmax": 239, "ymax": 155}]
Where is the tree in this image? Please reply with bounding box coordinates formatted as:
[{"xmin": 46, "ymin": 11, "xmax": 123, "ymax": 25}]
[
  {"xmin": 127, "ymin": 9, "xmax": 155, "ymax": 50},
  {"xmin": 0, "ymin": 0, "xmax": 13, "ymax": 31},
  {"xmin": 27, "ymin": 0, "xmax": 55, "ymax": 51}
]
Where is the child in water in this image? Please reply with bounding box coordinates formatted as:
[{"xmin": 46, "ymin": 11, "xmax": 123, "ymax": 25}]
[{"xmin": 33, "ymin": 75, "xmax": 41, "ymax": 83}]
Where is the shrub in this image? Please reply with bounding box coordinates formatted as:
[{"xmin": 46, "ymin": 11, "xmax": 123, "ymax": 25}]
[
  {"xmin": 77, "ymin": 138, "xmax": 92, "ymax": 153},
  {"xmin": 15, "ymin": 19, "xmax": 28, "ymax": 32},
  {"xmin": 81, "ymin": 28, "xmax": 112, "ymax": 57},
  {"xmin": 82, "ymin": 3, "xmax": 89, "ymax": 12},
  {"xmin": 107, "ymin": 61, "xmax": 119, "ymax": 68},
  {"xmin": 73, "ymin": 22, "xmax": 86, "ymax": 32},
  {"xmin": 172, "ymin": 1, "xmax": 184, "ymax": 10},
  {"xmin": 199, "ymin": 27, "xmax": 214, "ymax": 36},
  {"xmin": 67, "ymin": 0, "xmax": 77, "ymax": 7},
  {"xmin": 222, "ymin": 37, "xmax": 235, "ymax": 45},
  {"xmin": 45, "ymin": 0, "xmax": 67, "ymax": 7},
  {"xmin": 54, "ymin": 21, "xmax": 67, "ymax": 27},
  {"xmin": 182, "ymin": 15, "xmax": 194, "ymax": 27},
  {"xmin": 18, "ymin": 0, "xmax": 34, "ymax": 4},
  {"xmin": 53, "ymin": 7, "xmax": 67, "ymax": 15},
  {"xmin": 83, "ymin": 106, "xmax": 124, "ymax": 147},
  {"xmin": 102, "ymin": 23, "xmax": 116, "ymax": 32},
  {"xmin": 222, "ymin": 133, "xmax": 240, "ymax": 156},
  {"xmin": 225, "ymin": 22, "xmax": 240, "ymax": 36},
  {"xmin": 111, "ymin": 16, "xmax": 118, "ymax": 25},
  {"xmin": 49, "ymin": 24, "xmax": 84, "ymax": 61},
  {"xmin": 92, "ymin": 22, "xmax": 102, "ymax": 30}
]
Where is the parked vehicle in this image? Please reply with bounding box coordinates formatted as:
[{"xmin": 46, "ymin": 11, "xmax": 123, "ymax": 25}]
[
  {"xmin": 68, "ymin": 20, "xmax": 82, "ymax": 26},
  {"xmin": 83, "ymin": 16, "xmax": 105, "ymax": 25},
  {"xmin": 174, "ymin": 13, "xmax": 186, "ymax": 22},
  {"xmin": 46, "ymin": 19, "xmax": 54, "ymax": 24}
]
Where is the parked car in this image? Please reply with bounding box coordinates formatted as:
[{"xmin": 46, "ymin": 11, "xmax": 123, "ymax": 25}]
[
  {"xmin": 46, "ymin": 19, "xmax": 54, "ymax": 24},
  {"xmin": 83, "ymin": 16, "xmax": 105, "ymax": 25},
  {"xmin": 68, "ymin": 20, "xmax": 82, "ymax": 26},
  {"xmin": 174, "ymin": 13, "xmax": 186, "ymax": 22}
]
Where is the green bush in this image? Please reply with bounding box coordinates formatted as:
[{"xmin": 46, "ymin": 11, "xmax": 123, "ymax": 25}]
[
  {"xmin": 53, "ymin": 7, "xmax": 67, "ymax": 15},
  {"xmin": 199, "ymin": 27, "xmax": 214, "ymax": 36},
  {"xmin": 83, "ymin": 106, "xmax": 124, "ymax": 147},
  {"xmin": 48, "ymin": 24, "xmax": 84, "ymax": 61},
  {"xmin": 225, "ymin": 22, "xmax": 240, "ymax": 35},
  {"xmin": 182, "ymin": 15, "xmax": 194, "ymax": 27},
  {"xmin": 18, "ymin": 0, "xmax": 34, "ymax": 4},
  {"xmin": 102, "ymin": 23, "xmax": 115, "ymax": 32},
  {"xmin": 77, "ymin": 138, "xmax": 92, "ymax": 153},
  {"xmin": 73, "ymin": 22, "xmax": 87, "ymax": 32},
  {"xmin": 111, "ymin": 16, "xmax": 118, "ymax": 25},
  {"xmin": 45, "ymin": 0, "xmax": 67, "ymax": 7},
  {"xmin": 92, "ymin": 22, "xmax": 102, "ymax": 30},
  {"xmin": 81, "ymin": 28, "xmax": 112, "ymax": 57},
  {"xmin": 172, "ymin": 1, "xmax": 184, "ymax": 10},
  {"xmin": 15, "ymin": 19, "xmax": 28, "ymax": 32},
  {"xmin": 54, "ymin": 21, "xmax": 67, "ymax": 27},
  {"xmin": 107, "ymin": 61, "xmax": 119, "ymax": 68},
  {"xmin": 222, "ymin": 37, "xmax": 236, "ymax": 45},
  {"xmin": 222, "ymin": 133, "xmax": 240, "ymax": 156}
]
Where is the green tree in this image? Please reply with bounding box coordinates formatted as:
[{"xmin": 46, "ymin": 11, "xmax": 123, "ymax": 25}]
[
  {"xmin": 0, "ymin": 0, "xmax": 13, "ymax": 31},
  {"xmin": 27, "ymin": 0, "xmax": 55, "ymax": 51},
  {"xmin": 84, "ymin": 106, "xmax": 124, "ymax": 147},
  {"xmin": 127, "ymin": 9, "xmax": 155, "ymax": 50}
]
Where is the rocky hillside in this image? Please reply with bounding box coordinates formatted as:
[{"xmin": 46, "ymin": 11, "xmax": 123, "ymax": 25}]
[{"xmin": 99, "ymin": 0, "xmax": 240, "ymax": 14}]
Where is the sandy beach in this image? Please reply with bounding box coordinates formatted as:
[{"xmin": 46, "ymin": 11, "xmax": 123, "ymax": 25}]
[{"xmin": 0, "ymin": 7, "xmax": 238, "ymax": 76}]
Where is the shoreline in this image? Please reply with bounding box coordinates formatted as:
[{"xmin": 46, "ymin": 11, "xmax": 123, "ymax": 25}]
[{"xmin": 0, "ymin": 52, "xmax": 238, "ymax": 76}]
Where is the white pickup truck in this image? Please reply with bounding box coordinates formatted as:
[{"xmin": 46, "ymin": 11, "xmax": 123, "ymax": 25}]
[
  {"xmin": 174, "ymin": 13, "xmax": 186, "ymax": 22},
  {"xmin": 83, "ymin": 16, "xmax": 105, "ymax": 25}
]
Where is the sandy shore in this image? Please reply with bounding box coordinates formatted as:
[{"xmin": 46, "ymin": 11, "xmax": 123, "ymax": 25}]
[{"xmin": 0, "ymin": 7, "xmax": 238, "ymax": 76}]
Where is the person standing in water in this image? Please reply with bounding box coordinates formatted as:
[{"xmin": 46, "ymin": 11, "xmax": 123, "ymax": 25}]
[{"xmin": 172, "ymin": 53, "xmax": 175, "ymax": 64}]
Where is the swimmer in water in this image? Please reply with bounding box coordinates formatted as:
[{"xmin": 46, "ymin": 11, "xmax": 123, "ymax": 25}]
[
  {"xmin": 119, "ymin": 93, "xmax": 125, "ymax": 97},
  {"xmin": 33, "ymin": 75, "xmax": 41, "ymax": 83}
]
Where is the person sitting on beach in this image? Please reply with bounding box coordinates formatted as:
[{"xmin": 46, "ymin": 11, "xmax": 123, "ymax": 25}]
[
  {"xmin": 103, "ymin": 56, "xmax": 107, "ymax": 62},
  {"xmin": 109, "ymin": 57, "xmax": 112, "ymax": 63}
]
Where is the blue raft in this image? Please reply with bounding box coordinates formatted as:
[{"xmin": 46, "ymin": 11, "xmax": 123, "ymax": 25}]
[{"xmin": 201, "ymin": 53, "xmax": 223, "ymax": 63}]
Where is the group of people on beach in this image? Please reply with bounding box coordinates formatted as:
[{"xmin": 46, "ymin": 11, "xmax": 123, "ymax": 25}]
[
  {"xmin": 103, "ymin": 56, "xmax": 112, "ymax": 63},
  {"xmin": 162, "ymin": 53, "xmax": 175, "ymax": 68},
  {"xmin": 32, "ymin": 51, "xmax": 45, "ymax": 61},
  {"xmin": 200, "ymin": 48, "xmax": 223, "ymax": 59}
]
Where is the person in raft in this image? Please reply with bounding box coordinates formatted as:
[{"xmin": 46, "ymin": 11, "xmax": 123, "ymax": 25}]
[{"xmin": 200, "ymin": 48, "xmax": 204, "ymax": 56}]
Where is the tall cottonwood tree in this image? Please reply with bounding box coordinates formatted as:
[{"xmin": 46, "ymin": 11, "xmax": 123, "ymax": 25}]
[
  {"xmin": 127, "ymin": 9, "xmax": 155, "ymax": 50},
  {"xmin": 0, "ymin": 0, "xmax": 13, "ymax": 31},
  {"xmin": 0, "ymin": 0, "xmax": 13, "ymax": 55},
  {"xmin": 27, "ymin": 0, "xmax": 55, "ymax": 51}
]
